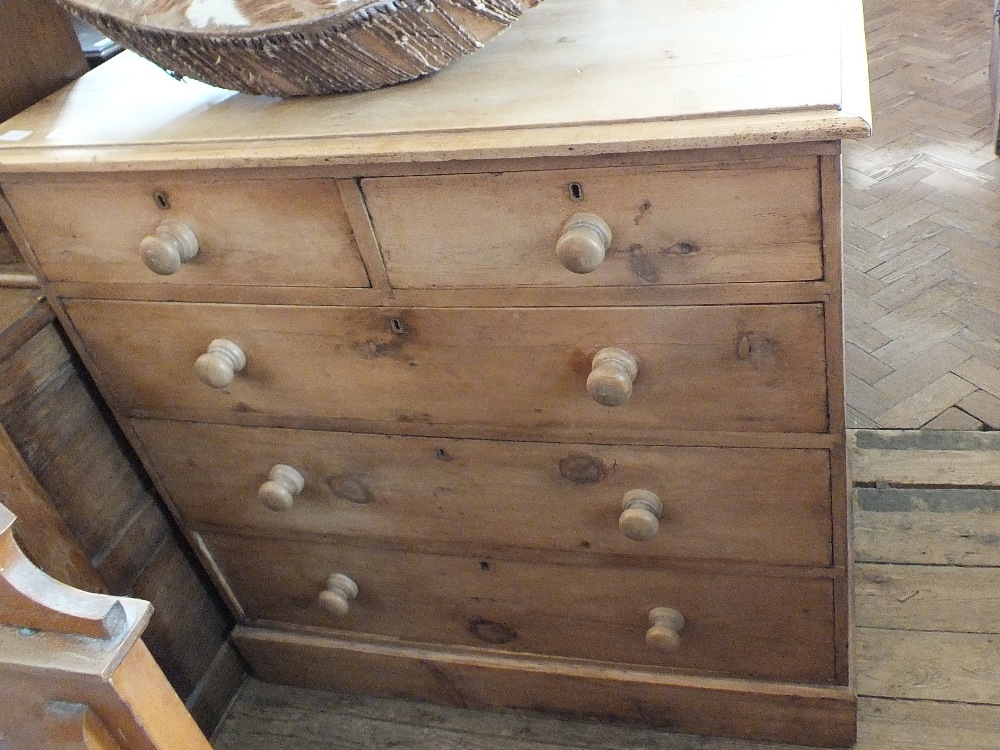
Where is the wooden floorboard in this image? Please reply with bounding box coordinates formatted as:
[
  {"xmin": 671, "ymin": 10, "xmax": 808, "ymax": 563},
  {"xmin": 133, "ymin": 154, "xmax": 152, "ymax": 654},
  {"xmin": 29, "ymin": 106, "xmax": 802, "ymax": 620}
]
[{"xmin": 844, "ymin": 0, "xmax": 1000, "ymax": 428}]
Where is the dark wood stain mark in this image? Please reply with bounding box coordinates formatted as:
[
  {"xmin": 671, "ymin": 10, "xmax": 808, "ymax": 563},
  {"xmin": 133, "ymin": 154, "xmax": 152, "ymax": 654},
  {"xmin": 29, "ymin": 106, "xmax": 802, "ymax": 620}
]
[
  {"xmin": 325, "ymin": 475, "xmax": 373, "ymax": 504},
  {"xmin": 634, "ymin": 199, "xmax": 653, "ymax": 225},
  {"xmin": 736, "ymin": 331, "xmax": 775, "ymax": 361},
  {"xmin": 559, "ymin": 454, "xmax": 606, "ymax": 484},
  {"xmin": 467, "ymin": 618, "xmax": 518, "ymax": 645},
  {"xmin": 627, "ymin": 243, "xmax": 660, "ymax": 284}
]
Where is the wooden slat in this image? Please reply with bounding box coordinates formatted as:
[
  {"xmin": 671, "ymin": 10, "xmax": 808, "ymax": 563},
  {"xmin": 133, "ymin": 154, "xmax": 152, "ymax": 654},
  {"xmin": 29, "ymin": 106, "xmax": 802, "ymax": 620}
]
[
  {"xmin": 215, "ymin": 684, "xmax": 1000, "ymax": 750},
  {"xmin": 131, "ymin": 539, "xmax": 231, "ymax": 701},
  {"xmin": 184, "ymin": 641, "xmax": 247, "ymax": 737},
  {"xmin": 0, "ymin": 327, "xmax": 159, "ymax": 561},
  {"xmin": 0, "ymin": 299, "xmax": 53, "ymax": 362},
  {"xmin": 856, "ymin": 628, "xmax": 1000, "ymax": 704},
  {"xmin": 234, "ymin": 628, "xmax": 857, "ymax": 748},
  {"xmin": 857, "ymin": 697, "xmax": 1000, "ymax": 750},
  {"xmin": 851, "ymin": 447, "xmax": 1000, "ymax": 484},
  {"xmin": 853, "ymin": 482, "xmax": 1000, "ymax": 569},
  {"xmin": 856, "ymin": 562, "xmax": 1000, "ymax": 632},
  {"xmin": 93, "ymin": 502, "xmax": 172, "ymax": 593}
]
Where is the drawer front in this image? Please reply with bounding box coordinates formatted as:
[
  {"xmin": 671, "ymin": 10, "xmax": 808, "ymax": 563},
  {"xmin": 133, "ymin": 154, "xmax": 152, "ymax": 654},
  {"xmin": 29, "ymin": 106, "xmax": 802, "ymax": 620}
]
[
  {"xmin": 68, "ymin": 301, "xmax": 829, "ymax": 435},
  {"xmin": 361, "ymin": 160, "xmax": 822, "ymax": 288},
  {"xmin": 135, "ymin": 420, "xmax": 833, "ymax": 566},
  {"xmin": 202, "ymin": 533, "xmax": 837, "ymax": 683},
  {"xmin": 5, "ymin": 178, "xmax": 371, "ymax": 288}
]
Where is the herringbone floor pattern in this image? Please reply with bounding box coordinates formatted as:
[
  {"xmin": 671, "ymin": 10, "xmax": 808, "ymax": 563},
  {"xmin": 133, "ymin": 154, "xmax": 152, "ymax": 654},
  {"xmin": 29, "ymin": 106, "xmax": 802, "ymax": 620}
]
[{"xmin": 845, "ymin": 0, "xmax": 1000, "ymax": 429}]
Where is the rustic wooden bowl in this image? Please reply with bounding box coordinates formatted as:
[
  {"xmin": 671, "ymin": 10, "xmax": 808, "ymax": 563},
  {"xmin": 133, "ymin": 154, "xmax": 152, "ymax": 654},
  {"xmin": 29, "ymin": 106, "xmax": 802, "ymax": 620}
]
[{"xmin": 58, "ymin": 0, "xmax": 540, "ymax": 97}]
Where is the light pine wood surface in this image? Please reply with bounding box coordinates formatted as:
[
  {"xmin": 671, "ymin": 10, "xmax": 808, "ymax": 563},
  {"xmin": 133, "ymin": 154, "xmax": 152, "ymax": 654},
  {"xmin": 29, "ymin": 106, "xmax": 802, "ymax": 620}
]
[
  {"xmin": 132, "ymin": 419, "xmax": 834, "ymax": 567},
  {"xmin": 0, "ymin": 1, "xmax": 866, "ymax": 745},
  {"xmin": 210, "ymin": 429, "xmax": 1000, "ymax": 750},
  {"xmin": 63, "ymin": 300, "xmax": 830, "ymax": 438},
  {"xmin": 0, "ymin": 0, "xmax": 869, "ymax": 170}
]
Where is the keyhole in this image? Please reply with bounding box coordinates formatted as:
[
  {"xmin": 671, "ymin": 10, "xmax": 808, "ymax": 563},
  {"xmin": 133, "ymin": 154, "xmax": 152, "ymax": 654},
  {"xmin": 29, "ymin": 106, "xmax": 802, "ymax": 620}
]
[
  {"xmin": 569, "ymin": 182, "xmax": 584, "ymax": 201},
  {"xmin": 390, "ymin": 318, "xmax": 406, "ymax": 335},
  {"xmin": 153, "ymin": 192, "xmax": 171, "ymax": 210}
]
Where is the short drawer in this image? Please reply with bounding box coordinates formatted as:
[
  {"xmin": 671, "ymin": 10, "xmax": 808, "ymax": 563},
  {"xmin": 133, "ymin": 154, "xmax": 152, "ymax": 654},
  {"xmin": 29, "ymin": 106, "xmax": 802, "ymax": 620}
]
[
  {"xmin": 4, "ymin": 177, "xmax": 371, "ymax": 288},
  {"xmin": 361, "ymin": 159, "xmax": 822, "ymax": 288},
  {"xmin": 135, "ymin": 420, "xmax": 833, "ymax": 566},
  {"xmin": 201, "ymin": 533, "xmax": 838, "ymax": 683},
  {"xmin": 67, "ymin": 301, "xmax": 829, "ymax": 435}
]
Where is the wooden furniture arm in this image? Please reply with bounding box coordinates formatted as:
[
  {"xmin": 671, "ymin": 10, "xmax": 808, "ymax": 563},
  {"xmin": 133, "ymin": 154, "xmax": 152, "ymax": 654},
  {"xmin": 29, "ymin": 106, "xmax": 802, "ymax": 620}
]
[{"xmin": 0, "ymin": 504, "xmax": 125, "ymax": 638}]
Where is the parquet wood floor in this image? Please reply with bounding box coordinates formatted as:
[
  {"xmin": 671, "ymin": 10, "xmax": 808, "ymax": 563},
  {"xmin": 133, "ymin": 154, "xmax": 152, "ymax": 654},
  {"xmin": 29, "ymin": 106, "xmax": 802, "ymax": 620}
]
[{"xmin": 845, "ymin": 0, "xmax": 1000, "ymax": 429}]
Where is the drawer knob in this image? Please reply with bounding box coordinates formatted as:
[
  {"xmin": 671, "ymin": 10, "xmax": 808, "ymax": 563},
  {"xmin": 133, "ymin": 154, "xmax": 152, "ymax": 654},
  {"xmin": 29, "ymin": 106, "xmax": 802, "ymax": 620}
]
[
  {"xmin": 587, "ymin": 347, "xmax": 638, "ymax": 407},
  {"xmin": 194, "ymin": 339, "xmax": 246, "ymax": 389},
  {"xmin": 556, "ymin": 213, "xmax": 612, "ymax": 274},
  {"xmin": 318, "ymin": 573, "xmax": 358, "ymax": 617},
  {"xmin": 619, "ymin": 489, "xmax": 663, "ymax": 541},
  {"xmin": 647, "ymin": 607, "xmax": 685, "ymax": 653},
  {"xmin": 258, "ymin": 464, "xmax": 305, "ymax": 512},
  {"xmin": 140, "ymin": 219, "xmax": 199, "ymax": 275}
]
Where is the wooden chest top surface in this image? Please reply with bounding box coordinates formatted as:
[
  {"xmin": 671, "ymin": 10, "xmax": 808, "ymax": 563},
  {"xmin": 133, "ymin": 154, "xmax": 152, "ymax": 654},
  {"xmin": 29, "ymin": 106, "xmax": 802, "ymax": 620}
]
[{"xmin": 0, "ymin": 0, "xmax": 870, "ymax": 171}]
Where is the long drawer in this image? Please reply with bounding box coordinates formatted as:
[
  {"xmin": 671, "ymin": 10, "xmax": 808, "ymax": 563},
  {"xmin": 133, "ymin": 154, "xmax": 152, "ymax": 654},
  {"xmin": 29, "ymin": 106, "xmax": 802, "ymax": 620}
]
[
  {"xmin": 361, "ymin": 159, "xmax": 823, "ymax": 288},
  {"xmin": 137, "ymin": 420, "xmax": 832, "ymax": 566},
  {"xmin": 201, "ymin": 532, "xmax": 838, "ymax": 683},
  {"xmin": 67, "ymin": 301, "xmax": 829, "ymax": 435},
  {"xmin": 5, "ymin": 177, "xmax": 371, "ymax": 288}
]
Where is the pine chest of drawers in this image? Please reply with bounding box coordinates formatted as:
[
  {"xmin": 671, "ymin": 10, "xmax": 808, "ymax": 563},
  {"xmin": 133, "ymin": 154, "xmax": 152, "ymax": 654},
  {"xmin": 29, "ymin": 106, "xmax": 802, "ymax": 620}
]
[{"xmin": 0, "ymin": 0, "xmax": 870, "ymax": 745}]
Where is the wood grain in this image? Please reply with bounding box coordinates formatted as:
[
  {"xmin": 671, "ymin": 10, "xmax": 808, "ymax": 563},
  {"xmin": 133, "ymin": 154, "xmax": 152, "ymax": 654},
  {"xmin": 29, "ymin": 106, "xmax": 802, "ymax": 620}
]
[
  {"xmin": 184, "ymin": 641, "xmax": 247, "ymax": 735},
  {"xmin": 855, "ymin": 506, "xmax": 1000, "ymax": 567},
  {"xmin": 134, "ymin": 419, "xmax": 834, "ymax": 566},
  {"xmin": 856, "ymin": 562, "xmax": 1000, "ymax": 632},
  {"xmin": 130, "ymin": 539, "xmax": 231, "ymax": 700},
  {"xmin": 5, "ymin": 178, "xmax": 371, "ymax": 289},
  {"xmin": 233, "ymin": 628, "xmax": 857, "ymax": 747},
  {"xmin": 857, "ymin": 628, "xmax": 1000, "ymax": 704},
  {"xmin": 63, "ymin": 0, "xmax": 530, "ymax": 96},
  {"xmin": 0, "ymin": 295, "xmax": 243, "ymax": 729},
  {"xmin": 0, "ymin": 423, "xmax": 103, "ymax": 592},
  {"xmin": 207, "ymin": 533, "xmax": 838, "ymax": 683},
  {"xmin": 850, "ymin": 447, "xmax": 1000, "ymax": 486},
  {"xmin": 363, "ymin": 161, "xmax": 823, "ymax": 288},
  {"xmin": 216, "ymin": 685, "xmax": 1000, "ymax": 750},
  {"xmin": 0, "ymin": 0, "xmax": 869, "ymax": 172},
  {"xmin": 66, "ymin": 300, "xmax": 830, "ymax": 437}
]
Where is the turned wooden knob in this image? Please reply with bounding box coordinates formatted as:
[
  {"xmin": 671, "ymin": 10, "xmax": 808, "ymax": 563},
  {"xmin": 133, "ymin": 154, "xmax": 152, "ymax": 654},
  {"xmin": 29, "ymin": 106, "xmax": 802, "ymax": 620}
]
[
  {"xmin": 194, "ymin": 339, "xmax": 246, "ymax": 389},
  {"xmin": 587, "ymin": 347, "xmax": 639, "ymax": 407},
  {"xmin": 619, "ymin": 490, "xmax": 663, "ymax": 541},
  {"xmin": 139, "ymin": 219, "xmax": 199, "ymax": 275},
  {"xmin": 318, "ymin": 573, "xmax": 358, "ymax": 617},
  {"xmin": 556, "ymin": 213, "xmax": 612, "ymax": 273},
  {"xmin": 646, "ymin": 607, "xmax": 685, "ymax": 653},
  {"xmin": 258, "ymin": 465, "xmax": 304, "ymax": 512}
]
